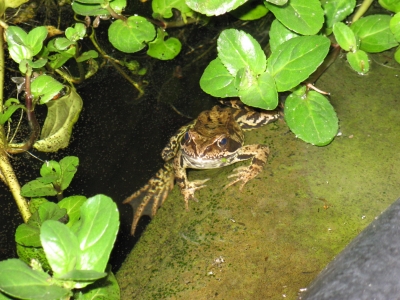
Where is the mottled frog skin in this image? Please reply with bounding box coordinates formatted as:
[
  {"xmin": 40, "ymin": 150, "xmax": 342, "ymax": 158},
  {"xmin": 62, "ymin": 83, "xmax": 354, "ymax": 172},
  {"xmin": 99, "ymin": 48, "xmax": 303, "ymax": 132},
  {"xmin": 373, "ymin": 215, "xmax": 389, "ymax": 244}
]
[{"xmin": 124, "ymin": 100, "xmax": 280, "ymax": 234}]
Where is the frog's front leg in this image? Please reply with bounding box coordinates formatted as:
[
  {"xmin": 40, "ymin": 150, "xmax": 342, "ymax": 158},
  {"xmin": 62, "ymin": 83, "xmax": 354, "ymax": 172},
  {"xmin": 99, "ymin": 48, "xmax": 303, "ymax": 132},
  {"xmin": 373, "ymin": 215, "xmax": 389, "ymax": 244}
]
[
  {"xmin": 174, "ymin": 151, "xmax": 209, "ymax": 210},
  {"xmin": 224, "ymin": 144, "xmax": 270, "ymax": 190}
]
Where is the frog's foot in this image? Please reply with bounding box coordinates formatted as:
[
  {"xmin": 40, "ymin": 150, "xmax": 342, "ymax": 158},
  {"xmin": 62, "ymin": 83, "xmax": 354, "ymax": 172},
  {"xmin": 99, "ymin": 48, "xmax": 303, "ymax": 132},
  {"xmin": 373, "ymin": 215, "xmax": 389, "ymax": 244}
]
[
  {"xmin": 180, "ymin": 178, "xmax": 210, "ymax": 210},
  {"xmin": 123, "ymin": 164, "xmax": 174, "ymax": 235},
  {"xmin": 224, "ymin": 162, "xmax": 264, "ymax": 191}
]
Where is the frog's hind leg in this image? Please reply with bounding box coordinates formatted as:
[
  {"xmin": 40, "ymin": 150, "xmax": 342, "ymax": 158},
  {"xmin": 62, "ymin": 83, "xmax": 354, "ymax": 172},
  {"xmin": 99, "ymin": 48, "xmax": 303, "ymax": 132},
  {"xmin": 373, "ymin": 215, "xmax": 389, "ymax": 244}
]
[{"xmin": 123, "ymin": 163, "xmax": 174, "ymax": 235}]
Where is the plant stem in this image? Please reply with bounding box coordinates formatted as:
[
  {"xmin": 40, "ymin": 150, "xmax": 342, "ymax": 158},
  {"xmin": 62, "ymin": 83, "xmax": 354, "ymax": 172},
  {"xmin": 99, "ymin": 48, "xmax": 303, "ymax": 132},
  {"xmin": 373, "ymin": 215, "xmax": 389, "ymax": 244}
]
[
  {"xmin": 0, "ymin": 26, "xmax": 31, "ymax": 222},
  {"xmin": 352, "ymin": 0, "xmax": 373, "ymax": 23}
]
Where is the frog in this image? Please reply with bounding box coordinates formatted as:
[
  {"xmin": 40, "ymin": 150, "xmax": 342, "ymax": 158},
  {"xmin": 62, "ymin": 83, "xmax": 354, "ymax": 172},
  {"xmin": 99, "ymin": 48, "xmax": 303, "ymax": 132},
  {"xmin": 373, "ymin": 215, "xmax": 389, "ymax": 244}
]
[{"xmin": 123, "ymin": 100, "xmax": 281, "ymax": 235}]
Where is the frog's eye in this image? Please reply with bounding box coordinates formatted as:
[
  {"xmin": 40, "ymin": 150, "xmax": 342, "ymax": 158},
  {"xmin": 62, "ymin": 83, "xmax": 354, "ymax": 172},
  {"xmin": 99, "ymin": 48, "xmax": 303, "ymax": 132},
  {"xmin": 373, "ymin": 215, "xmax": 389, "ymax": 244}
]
[
  {"xmin": 184, "ymin": 132, "xmax": 190, "ymax": 141},
  {"xmin": 218, "ymin": 137, "xmax": 227, "ymax": 146}
]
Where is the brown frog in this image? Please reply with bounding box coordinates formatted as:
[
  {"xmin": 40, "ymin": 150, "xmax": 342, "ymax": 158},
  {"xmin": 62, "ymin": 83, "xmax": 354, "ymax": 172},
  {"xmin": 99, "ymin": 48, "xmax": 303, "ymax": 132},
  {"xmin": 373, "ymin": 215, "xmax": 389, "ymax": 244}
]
[{"xmin": 124, "ymin": 100, "xmax": 280, "ymax": 234}]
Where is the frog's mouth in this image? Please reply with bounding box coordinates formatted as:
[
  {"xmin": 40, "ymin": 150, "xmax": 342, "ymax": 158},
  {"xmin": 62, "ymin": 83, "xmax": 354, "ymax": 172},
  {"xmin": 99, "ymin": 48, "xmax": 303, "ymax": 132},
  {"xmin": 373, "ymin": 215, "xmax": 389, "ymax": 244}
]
[{"xmin": 181, "ymin": 151, "xmax": 239, "ymax": 169}]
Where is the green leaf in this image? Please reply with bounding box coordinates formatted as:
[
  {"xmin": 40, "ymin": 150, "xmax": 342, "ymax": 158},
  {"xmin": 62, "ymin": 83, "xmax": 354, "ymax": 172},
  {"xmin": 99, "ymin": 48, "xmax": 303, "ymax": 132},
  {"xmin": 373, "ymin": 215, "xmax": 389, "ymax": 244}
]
[
  {"xmin": 77, "ymin": 267, "xmax": 120, "ymax": 300},
  {"xmin": 284, "ymin": 87, "xmax": 338, "ymax": 146},
  {"xmin": 230, "ymin": 2, "xmax": 269, "ymax": 20},
  {"xmin": 265, "ymin": 0, "xmax": 287, "ymax": 4},
  {"xmin": 31, "ymin": 75, "xmax": 64, "ymax": 104},
  {"xmin": 28, "ymin": 58, "xmax": 47, "ymax": 69},
  {"xmin": 65, "ymin": 23, "xmax": 86, "ymax": 42},
  {"xmin": 5, "ymin": 26, "xmax": 28, "ymax": 46},
  {"xmin": 351, "ymin": 15, "xmax": 399, "ymax": 53},
  {"xmin": 56, "ymin": 269, "xmax": 106, "ymax": 281},
  {"xmin": 9, "ymin": 44, "xmax": 32, "ymax": 63},
  {"xmin": 0, "ymin": 101, "xmax": 24, "ymax": 125},
  {"xmin": 346, "ymin": 50, "xmax": 370, "ymax": 74},
  {"xmin": 238, "ymin": 71, "xmax": 278, "ymax": 110},
  {"xmin": 76, "ymin": 195, "xmax": 119, "ymax": 272},
  {"xmin": 267, "ymin": 35, "xmax": 330, "ymax": 92},
  {"xmin": 379, "ymin": 0, "xmax": 400, "ymax": 13},
  {"xmin": 54, "ymin": 37, "xmax": 74, "ymax": 50},
  {"xmin": 218, "ymin": 29, "xmax": 266, "ymax": 76},
  {"xmin": 186, "ymin": 0, "xmax": 247, "ymax": 16},
  {"xmin": 390, "ymin": 12, "xmax": 400, "ymax": 42},
  {"xmin": 395, "ymin": 46, "xmax": 400, "ymax": 64},
  {"xmin": 40, "ymin": 220, "xmax": 80, "ymax": 276},
  {"xmin": 20, "ymin": 179, "xmax": 57, "ymax": 197},
  {"xmin": 59, "ymin": 156, "xmax": 79, "ymax": 190},
  {"xmin": 34, "ymin": 87, "xmax": 83, "ymax": 152},
  {"xmin": 152, "ymin": 0, "xmax": 195, "ymax": 19},
  {"xmin": 26, "ymin": 26, "xmax": 48, "ymax": 56},
  {"xmin": 0, "ymin": 259, "xmax": 71, "ymax": 300},
  {"xmin": 333, "ymin": 22, "xmax": 358, "ymax": 52},
  {"xmin": 147, "ymin": 28, "xmax": 182, "ymax": 60},
  {"xmin": 37, "ymin": 202, "xmax": 67, "ymax": 224},
  {"xmin": 40, "ymin": 160, "xmax": 61, "ymax": 178},
  {"xmin": 200, "ymin": 57, "xmax": 237, "ymax": 97},
  {"xmin": 265, "ymin": 0, "xmax": 324, "ymax": 35},
  {"xmin": 72, "ymin": 0, "xmax": 126, "ymax": 15},
  {"xmin": 4, "ymin": 0, "xmax": 28, "ymax": 9},
  {"xmin": 15, "ymin": 223, "xmax": 41, "ymax": 247},
  {"xmin": 76, "ymin": 50, "xmax": 98, "ymax": 62},
  {"xmin": 322, "ymin": 0, "xmax": 356, "ymax": 30},
  {"xmin": 269, "ymin": 19, "xmax": 300, "ymax": 53},
  {"xmin": 108, "ymin": 16, "xmax": 156, "ymax": 53},
  {"xmin": 58, "ymin": 195, "xmax": 87, "ymax": 227}
]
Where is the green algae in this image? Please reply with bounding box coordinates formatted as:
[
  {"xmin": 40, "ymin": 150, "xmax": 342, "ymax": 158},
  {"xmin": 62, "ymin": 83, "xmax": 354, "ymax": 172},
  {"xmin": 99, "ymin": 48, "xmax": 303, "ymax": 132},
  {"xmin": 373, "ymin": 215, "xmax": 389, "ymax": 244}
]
[{"xmin": 117, "ymin": 52, "xmax": 400, "ymax": 299}]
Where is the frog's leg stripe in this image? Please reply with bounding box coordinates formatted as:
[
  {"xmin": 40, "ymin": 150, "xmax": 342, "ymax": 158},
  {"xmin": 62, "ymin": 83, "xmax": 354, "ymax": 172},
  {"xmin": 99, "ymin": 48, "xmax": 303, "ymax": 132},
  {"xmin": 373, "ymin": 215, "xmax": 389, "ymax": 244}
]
[
  {"xmin": 235, "ymin": 110, "xmax": 280, "ymax": 130},
  {"xmin": 123, "ymin": 162, "xmax": 174, "ymax": 235},
  {"xmin": 161, "ymin": 121, "xmax": 196, "ymax": 161}
]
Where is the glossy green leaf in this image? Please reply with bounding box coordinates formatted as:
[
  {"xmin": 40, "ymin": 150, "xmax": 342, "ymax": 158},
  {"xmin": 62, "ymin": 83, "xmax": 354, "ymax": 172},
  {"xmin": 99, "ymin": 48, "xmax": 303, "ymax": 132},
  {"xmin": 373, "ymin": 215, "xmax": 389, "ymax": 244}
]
[
  {"xmin": 230, "ymin": 2, "xmax": 269, "ymax": 20},
  {"xmin": 38, "ymin": 202, "xmax": 67, "ymax": 224},
  {"xmin": 56, "ymin": 269, "xmax": 106, "ymax": 281},
  {"xmin": 267, "ymin": 35, "xmax": 330, "ymax": 92},
  {"xmin": 147, "ymin": 29, "xmax": 182, "ymax": 60},
  {"xmin": 265, "ymin": 0, "xmax": 324, "ymax": 35},
  {"xmin": 58, "ymin": 195, "xmax": 87, "ymax": 227},
  {"xmin": 40, "ymin": 160, "xmax": 61, "ymax": 178},
  {"xmin": 218, "ymin": 29, "xmax": 266, "ymax": 76},
  {"xmin": 6, "ymin": 26, "xmax": 28, "ymax": 46},
  {"xmin": 65, "ymin": 23, "xmax": 86, "ymax": 42},
  {"xmin": 26, "ymin": 26, "xmax": 47, "ymax": 56},
  {"xmin": 238, "ymin": 71, "xmax": 278, "ymax": 110},
  {"xmin": 265, "ymin": 0, "xmax": 287, "ymax": 4},
  {"xmin": 322, "ymin": 0, "xmax": 356, "ymax": 30},
  {"xmin": 186, "ymin": 0, "xmax": 246, "ymax": 16},
  {"xmin": 41, "ymin": 220, "xmax": 80, "ymax": 276},
  {"xmin": 395, "ymin": 46, "xmax": 400, "ymax": 63},
  {"xmin": 34, "ymin": 88, "xmax": 83, "ymax": 152},
  {"xmin": 333, "ymin": 22, "xmax": 358, "ymax": 52},
  {"xmin": 31, "ymin": 75, "xmax": 64, "ymax": 104},
  {"xmin": 28, "ymin": 58, "xmax": 47, "ymax": 69},
  {"xmin": 284, "ymin": 87, "xmax": 338, "ymax": 146},
  {"xmin": 152, "ymin": 0, "xmax": 194, "ymax": 19},
  {"xmin": 76, "ymin": 195, "xmax": 119, "ymax": 272},
  {"xmin": 200, "ymin": 57, "xmax": 237, "ymax": 97},
  {"xmin": 269, "ymin": 19, "xmax": 300, "ymax": 52},
  {"xmin": 59, "ymin": 156, "xmax": 79, "ymax": 190},
  {"xmin": 4, "ymin": 0, "xmax": 28, "ymax": 9},
  {"xmin": 351, "ymin": 15, "xmax": 399, "ymax": 53},
  {"xmin": 346, "ymin": 50, "xmax": 370, "ymax": 74},
  {"xmin": 9, "ymin": 45, "xmax": 32, "ymax": 63},
  {"xmin": 20, "ymin": 179, "xmax": 57, "ymax": 197},
  {"xmin": 390, "ymin": 12, "xmax": 400, "ymax": 42},
  {"xmin": 0, "ymin": 99, "xmax": 24, "ymax": 125},
  {"xmin": 379, "ymin": 0, "xmax": 400, "ymax": 12},
  {"xmin": 0, "ymin": 259, "xmax": 71, "ymax": 300},
  {"xmin": 48, "ymin": 51, "xmax": 75, "ymax": 69},
  {"xmin": 78, "ymin": 268, "xmax": 120, "ymax": 300},
  {"xmin": 108, "ymin": 16, "xmax": 156, "ymax": 53},
  {"xmin": 54, "ymin": 37, "xmax": 74, "ymax": 50}
]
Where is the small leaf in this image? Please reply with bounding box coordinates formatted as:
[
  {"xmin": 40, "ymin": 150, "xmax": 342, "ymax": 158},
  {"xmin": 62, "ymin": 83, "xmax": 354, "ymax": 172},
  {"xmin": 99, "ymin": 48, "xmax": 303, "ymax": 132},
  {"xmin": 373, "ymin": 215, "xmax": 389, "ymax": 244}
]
[
  {"xmin": 37, "ymin": 202, "xmax": 67, "ymax": 224},
  {"xmin": 390, "ymin": 12, "xmax": 400, "ymax": 42},
  {"xmin": 0, "ymin": 102, "xmax": 25, "ymax": 125},
  {"xmin": 72, "ymin": 0, "xmax": 125, "ymax": 15},
  {"xmin": 152, "ymin": 0, "xmax": 195, "ymax": 19},
  {"xmin": 108, "ymin": 16, "xmax": 156, "ymax": 53},
  {"xmin": 218, "ymin": 29, "xmax": 266, "ymax": 76},
  {"xmin": 34, "ymin": 88, "xmax": 83, "ymax": 152},
  {"xmin": 56, "ymin": 269, "xmax": 106, "ymax": 281},
  {"xmin": 31, "ymin": 75, "xmax": 64, "ymax": 104},
  {"xmin": 351, "ymin": 15, "xmax": 399, "ymax": 53},
  {"xmin": 186, "ymin": 0, "xmax": 247, "ymax": 16},
  {"xmin": 284, "ymin": 87, "xmax": 338, "ymax": 146},
  {"xmin": 20, "ymin": 179, "xmax": 57, "ymax": 197},
  {"xmin": 0, "ymin": 259, "xmax": 71, "ymax": 300},
  {"xmin": 40, "ymin": 220, "xmax": 80, "ymax": 276},
  {"xmin": 26, "ymin": 26, "xmax": 48, "ymax": 56},
  {"xmin": 76, "ymin": 195, "xmax": 119, "ymax": 272},
  {"xmin": 40, "ymin": 160, "xmax": 61, "ymax": 178},
  {"xmin": 395, "ymin": 46, "xmax": 400, "ymax": 64},
  {"xmin": 267, "ymin": 35, "xmax": 330, "ymax": 91},
  {"xmin": 76, "ymin": 50, "xmax": 98, "ymax": 62},
  {"xmin": 5, "ymin": 26, "xmax": 28, "ymax": 46},
  {"xmin": 54, "ymin": 37, "xmax": 74, "ymax": 50},
  {"xmin": 230, "ymin": 2, "xmax": 269, "ymax": 20},
  {"xmin": 346, "ymin": 50, "xmax": 370, "ymax": 74},
  {"xmin": 59, "ymin": 156, "xmax": 79, "ymax": 190},
  {"xmin": 58, "ymin": 195, "xmax": 87, "ymax": 227},
  {"xmin": 147, "ymin": 29, "xmax": 182, "ymax": 60},
  {"xmin": 9, "ymin": 44, "xmax": 32, "ymax": 63},
  {"xmin": 265, "ymin": 0, "xmax": 324, "ymax": 35},
  {"xmin": 200, "ymin": 57, "xmax": 237, "ymax": 97},
  {"xmin": 379, "ymin": 0, "xmax": 400, "ymax": 13},
  {"xmin": 333, "ymin": 22, "xmax": 358, "ymax": 52},
  {"xmin": 15, "ymin": 223, "xmax": 41, "ymax": 247}
]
